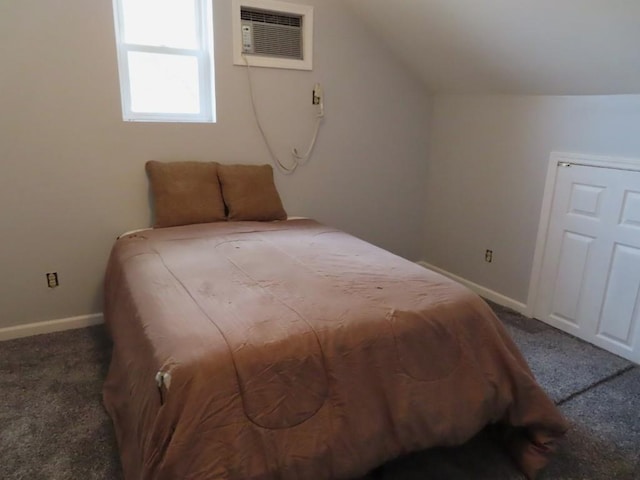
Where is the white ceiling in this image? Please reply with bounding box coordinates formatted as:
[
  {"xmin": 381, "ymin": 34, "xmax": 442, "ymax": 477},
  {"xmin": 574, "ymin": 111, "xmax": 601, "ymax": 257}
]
[{"xmin": 345, "ymin": 0, "xmax": 640, "ymax": 95}]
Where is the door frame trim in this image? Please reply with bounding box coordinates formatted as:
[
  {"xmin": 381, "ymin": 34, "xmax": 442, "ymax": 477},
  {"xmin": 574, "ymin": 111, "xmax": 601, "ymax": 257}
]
[{"xmin": 526, "ymin": 152, "xmax": 640, "ymax": 318}]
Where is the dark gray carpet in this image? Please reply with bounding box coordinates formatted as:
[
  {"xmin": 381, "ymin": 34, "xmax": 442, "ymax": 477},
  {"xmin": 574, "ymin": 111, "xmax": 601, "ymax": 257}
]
[
  {"xmin": 0, "ymin": 327, "xmax": 121, "ymax": 480},
  {"xmin": 1, "ymin": 304, "xmax": 639, "ymax": 480},
  {"xmin": 489, "ymin": 301, "xmax": 633, "ymax": 404}
]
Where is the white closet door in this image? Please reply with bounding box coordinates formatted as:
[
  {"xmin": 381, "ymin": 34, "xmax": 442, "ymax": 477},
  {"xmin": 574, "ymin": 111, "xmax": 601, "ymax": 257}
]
[{"xmin": 535, "ymin": 163, "xmax": 640, "ymax": 363}]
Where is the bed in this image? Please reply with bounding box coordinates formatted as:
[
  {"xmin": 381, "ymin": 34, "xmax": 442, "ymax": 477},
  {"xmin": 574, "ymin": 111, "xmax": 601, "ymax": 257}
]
[
  {"xmin": 103, "ymin": 217, "xmax": 568, "ymax": 480},
  {"xmin": 104, "ymin": 161, "xmax": 567, "ymax": 479}
]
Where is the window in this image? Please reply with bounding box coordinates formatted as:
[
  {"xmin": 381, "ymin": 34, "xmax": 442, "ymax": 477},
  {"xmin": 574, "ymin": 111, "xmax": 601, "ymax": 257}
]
[{"xmin": 112, "ymin": 0, "xmax": 215, "ymax": 123}]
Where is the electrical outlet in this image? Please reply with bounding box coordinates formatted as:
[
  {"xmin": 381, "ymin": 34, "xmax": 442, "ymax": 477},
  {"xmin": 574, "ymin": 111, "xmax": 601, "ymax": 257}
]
[
  {"xmin": 312, "ymin": 83, "xmax": 322, "ymax": 105},
  {"xmin": 485, "ymin": 250, "xmax": 493, "ymax": 263},
  {"xmin": 46, "ymin": 272, "xmax": 59, "ymax": 288}
]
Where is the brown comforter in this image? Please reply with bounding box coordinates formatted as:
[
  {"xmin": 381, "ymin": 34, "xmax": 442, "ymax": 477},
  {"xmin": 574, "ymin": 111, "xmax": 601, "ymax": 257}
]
[{"xmin": 103, "ymin": 219, "xmax": 568, "ymax": 480}]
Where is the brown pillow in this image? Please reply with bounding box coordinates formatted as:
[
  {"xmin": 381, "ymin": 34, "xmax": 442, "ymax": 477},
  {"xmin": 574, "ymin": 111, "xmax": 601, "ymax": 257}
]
[
  {"xmin": 145, "ymin": 160, "xmax": 226, "ymax": 228},
  {"xmin": 217, "ymin": 164, "xmax": 287, "ymax": 221}
]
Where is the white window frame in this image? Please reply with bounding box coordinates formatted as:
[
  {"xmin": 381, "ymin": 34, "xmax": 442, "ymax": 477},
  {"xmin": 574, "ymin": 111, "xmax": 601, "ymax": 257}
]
[{"xmin": 112, "ymin": 0, "xmax": 216, "ymax": 123}]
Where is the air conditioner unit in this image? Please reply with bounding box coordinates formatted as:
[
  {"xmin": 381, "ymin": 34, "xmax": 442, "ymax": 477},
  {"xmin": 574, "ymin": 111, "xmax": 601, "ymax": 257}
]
[{"xmin": 233, "ymin": 0, "xmax": 313, "ymax": 70}]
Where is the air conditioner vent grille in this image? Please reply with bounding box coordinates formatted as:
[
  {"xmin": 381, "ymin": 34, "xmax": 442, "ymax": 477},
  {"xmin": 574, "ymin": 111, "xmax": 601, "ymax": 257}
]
[
  {"xmin": 241, "ymin": 8, "xmax": 302, "ymax": 28},
  {"xmin": 241, "ymin": 7, "xmax": 303, "ymax": 60},
  {"xmin": 233, "ymin": 1, "xmax": 312, "ymax": 70},
  {"xmin": 251, "ymin": 23, "xmax": 302, "ymax": 59}
]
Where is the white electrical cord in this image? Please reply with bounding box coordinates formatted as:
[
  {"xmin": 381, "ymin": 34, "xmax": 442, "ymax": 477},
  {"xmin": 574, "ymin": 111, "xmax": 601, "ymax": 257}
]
[
  {"xmin": 292, "ymin": 109, "xmax": 323, "ymax": 161},
  {"xmin": 242, "ymin": 53, "xmax": 323, "ymax": 174}
]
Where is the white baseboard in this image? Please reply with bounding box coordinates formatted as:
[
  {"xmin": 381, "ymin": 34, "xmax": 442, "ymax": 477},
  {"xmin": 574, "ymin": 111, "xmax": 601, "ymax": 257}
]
[
  {"xmin": 417, "ymin": 261, "xmax": 528, "ymax": 315},
  {"xmin": 0, "ymin": 313, "xmax": 104, "ymax": 342}
]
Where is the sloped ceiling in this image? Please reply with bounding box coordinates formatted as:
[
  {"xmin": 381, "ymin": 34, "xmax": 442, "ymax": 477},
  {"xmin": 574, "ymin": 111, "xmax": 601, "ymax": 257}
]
[{"xmin": 345, "ymin": 0, "xmax": 640, "ymax": 95}]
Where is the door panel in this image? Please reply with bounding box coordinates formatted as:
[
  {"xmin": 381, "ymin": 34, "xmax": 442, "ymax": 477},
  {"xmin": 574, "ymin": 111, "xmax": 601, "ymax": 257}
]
[
  {"xmin": 535, "ymin": 164, "xmax": 640, "ymax": 363},
  {"xmin": 549, "ymin": 232, "xmax": 594, "ymax": 326},
  {"xmin": 568, "ymin": 183, "xmax": 605, "ymax": 219},
  {"xmin": 620, "ymin": 190, "xmax": 640, "ymax": 227},
  {"xmin": 597, "ymin": 243, "xmax": 640, "ymax": 348}
]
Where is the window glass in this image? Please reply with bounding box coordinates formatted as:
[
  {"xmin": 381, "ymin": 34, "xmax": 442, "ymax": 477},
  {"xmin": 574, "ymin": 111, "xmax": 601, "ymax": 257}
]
[
  {"xmin": 112, "ymin": 0, "xmax": 215, "ymax": 122},
  {"xmin": 128, "ymin": 52, "xmax": 200, "ymax": 114},
  {"xmin": 122, "ymin": 0, "xmax": 198, "ymax": 49}
]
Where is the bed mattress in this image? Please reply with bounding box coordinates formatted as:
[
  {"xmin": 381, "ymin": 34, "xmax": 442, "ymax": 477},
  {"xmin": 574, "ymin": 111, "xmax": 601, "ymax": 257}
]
[{"xmin": 103, "ymin": 219, "xmax": 567, "ymax": 479}]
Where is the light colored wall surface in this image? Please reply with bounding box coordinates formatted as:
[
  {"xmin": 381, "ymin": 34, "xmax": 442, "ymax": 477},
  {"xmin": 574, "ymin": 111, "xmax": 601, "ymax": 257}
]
[
  {"xmin": 346, "ymin": 0, "xmax": 640, "ymax": 95},
  {"xmin": 0, "ymin": 0, "xmax": 431, "ymax": 328},
  {"xmin": 423, "ymin": 94, "xmax": 640, "ymax": 304}
]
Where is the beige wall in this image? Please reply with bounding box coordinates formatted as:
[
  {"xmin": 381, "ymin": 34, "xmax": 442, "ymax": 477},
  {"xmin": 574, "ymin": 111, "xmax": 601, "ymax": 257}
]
[
  {"xmin": 0, "ymin": 0, "xmax": 431, "ymax": 328},
  {"xmin": 423, "ymin": 94, "xmax": 640, "ymax": 305},
  {"xmin": 346, "ymin": 0, "xmax": 640, "ymax": 95}
]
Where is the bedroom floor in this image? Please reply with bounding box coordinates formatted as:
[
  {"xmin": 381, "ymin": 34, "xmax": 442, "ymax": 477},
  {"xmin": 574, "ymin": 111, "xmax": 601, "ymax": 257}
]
[{"xmin": 1, "ymin": 304, "xmax": 639, "ymax": 480}]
